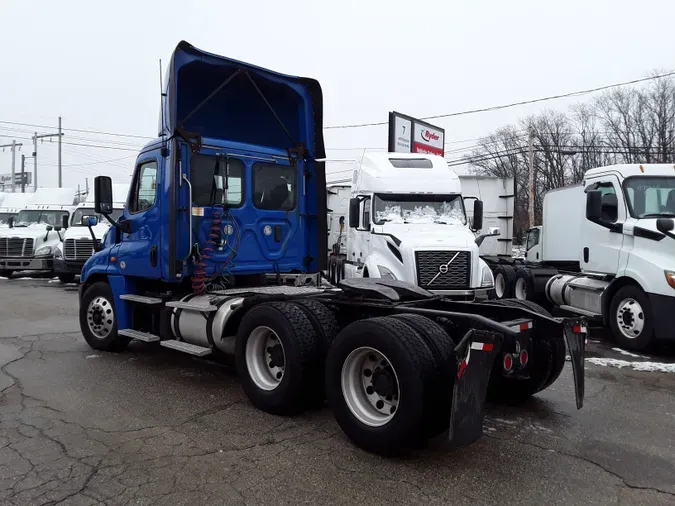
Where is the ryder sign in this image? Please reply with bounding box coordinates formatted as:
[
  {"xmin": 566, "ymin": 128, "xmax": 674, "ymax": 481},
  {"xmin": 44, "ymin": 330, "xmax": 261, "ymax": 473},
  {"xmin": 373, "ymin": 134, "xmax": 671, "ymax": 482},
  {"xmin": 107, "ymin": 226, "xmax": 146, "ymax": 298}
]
[{"xmin": 388, "ymin": 111, "xmax": 445, "ymax": 156}]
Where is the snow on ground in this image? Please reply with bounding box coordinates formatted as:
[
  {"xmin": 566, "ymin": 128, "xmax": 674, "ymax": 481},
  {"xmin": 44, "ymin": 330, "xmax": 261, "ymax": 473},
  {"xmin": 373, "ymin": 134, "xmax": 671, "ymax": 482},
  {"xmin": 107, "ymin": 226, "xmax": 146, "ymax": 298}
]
[
  {"xmin": 586, "ymin": 357, "xmax": 675, "ymax": 373},
  {"xmin": 611, "ymin": 347, "xmax": 646, "ymax": 358},
  {"xmin": 511, "ymin": 245, "xmax": 525, "ymax": 258}
]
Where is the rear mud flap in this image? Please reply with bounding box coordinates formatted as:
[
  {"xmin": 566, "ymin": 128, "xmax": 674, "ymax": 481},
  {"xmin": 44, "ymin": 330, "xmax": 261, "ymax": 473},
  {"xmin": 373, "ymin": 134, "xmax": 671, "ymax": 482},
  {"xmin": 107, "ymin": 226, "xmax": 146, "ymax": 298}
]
[
  {"xmin": 563, "ymin": 319, "xmax": 587, "ymax": 409},
  {"xmin": 448, "ymin": 330, "xmax": 503, "ymax": 447}
]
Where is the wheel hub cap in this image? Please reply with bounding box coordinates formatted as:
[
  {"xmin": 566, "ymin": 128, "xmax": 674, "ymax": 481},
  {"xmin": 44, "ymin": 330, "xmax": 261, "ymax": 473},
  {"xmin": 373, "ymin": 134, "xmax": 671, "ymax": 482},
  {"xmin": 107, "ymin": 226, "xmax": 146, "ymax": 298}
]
[
  {"xmin": 86, "ymin": 296, "xmax": 114, "ymax": 339},
  {"xmin": 616, "ymin": 298, "xmax": 644, "ymax": 339},
  {"xmin": 245, "ymin": 326, "xmax": 286, "ymax": 391},
  {"xmin": 341, "ymin": 347, "xmax": 400, "ymax": 427}
]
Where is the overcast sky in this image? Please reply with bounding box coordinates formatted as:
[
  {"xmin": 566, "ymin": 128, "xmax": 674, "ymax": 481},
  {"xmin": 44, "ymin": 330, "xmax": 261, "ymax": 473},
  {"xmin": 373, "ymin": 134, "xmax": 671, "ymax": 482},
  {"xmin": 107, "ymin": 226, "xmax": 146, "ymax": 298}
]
[{"xmin": 1, "ymin": 0, "xmax": 674, "ymax": 192}]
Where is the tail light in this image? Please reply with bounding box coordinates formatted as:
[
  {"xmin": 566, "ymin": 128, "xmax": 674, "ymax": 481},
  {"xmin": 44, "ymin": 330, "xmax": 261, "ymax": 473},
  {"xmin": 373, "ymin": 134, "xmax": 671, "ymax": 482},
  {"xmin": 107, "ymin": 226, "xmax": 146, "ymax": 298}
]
[
  {"xmin": 503, "ymin": 354, "xmax": 513, "ymax": 372},
  {"xmin": 519, "ymin": 349, "xmax": 529, "ymax": 366}
]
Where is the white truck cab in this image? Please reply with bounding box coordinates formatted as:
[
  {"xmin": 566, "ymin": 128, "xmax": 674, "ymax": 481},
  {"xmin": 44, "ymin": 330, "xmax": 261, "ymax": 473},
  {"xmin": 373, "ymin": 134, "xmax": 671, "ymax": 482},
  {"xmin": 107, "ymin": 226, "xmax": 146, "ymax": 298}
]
[
  {"xmin": 0, "ymin": 188, "xmax": 77, "ymax": 278},
  {"xmin": 329, "ymin": 153, "xmax": 496, "ymax": 300},
  {"xmin": 0, "ymin": 193, "xmax": 35, "ymax": 228},
  {"xmin": 54, "ymin": 183, "xmax": 129, "ymax": 283}
]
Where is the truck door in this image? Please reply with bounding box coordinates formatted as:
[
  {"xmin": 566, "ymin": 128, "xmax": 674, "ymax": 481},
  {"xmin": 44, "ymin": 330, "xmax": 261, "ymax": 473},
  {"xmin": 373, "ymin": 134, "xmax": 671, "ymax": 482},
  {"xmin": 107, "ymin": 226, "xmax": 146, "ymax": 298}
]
[
  {"xmin": 116, "ymin": 156, "xmax": 162, "ymax": 278},
  {"xmin": 582, "ymin": 176, "xmax": 625, "ymax": 274}
]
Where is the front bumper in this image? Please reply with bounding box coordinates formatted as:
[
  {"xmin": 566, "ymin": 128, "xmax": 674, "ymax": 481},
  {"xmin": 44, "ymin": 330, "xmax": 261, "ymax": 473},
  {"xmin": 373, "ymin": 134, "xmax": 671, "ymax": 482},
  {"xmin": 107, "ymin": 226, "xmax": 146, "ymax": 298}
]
[
  {"xmin": 432, "ymin": 288, "xmax": 492, "ymax": 301},
  {"xmin": 54, "ymin": 258, "xmax": 85, "ymax": 275},
  {"xmin": 648, "ymin": 292, "xmax": 675, "ymax": 341},
  {"xmin": 0, "ymin": 257, "xmax": 53, "ymax": 272}
]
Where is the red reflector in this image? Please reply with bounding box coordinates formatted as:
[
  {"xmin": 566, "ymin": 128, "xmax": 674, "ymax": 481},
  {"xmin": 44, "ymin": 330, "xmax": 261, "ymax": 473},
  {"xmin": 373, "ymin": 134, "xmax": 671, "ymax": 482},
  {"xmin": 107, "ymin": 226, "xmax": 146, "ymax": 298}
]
[
  {"xmin": 573, "ymin": 325, "xmax": 587, "ymax": 333},
  {"xmin": 503, "ymin": 354, "xmax": 513, "ymax": 371},
  {"xmin": 470, "ymin": 342, "xmax": 494, "ymax": 352},
  {"xmin": 519, "ymin": 322, "xmax": 531, "ymax": 331},
  {"xmin": 519, "ymin": 349, "xmax": 529, "ymax": 366},
  {"xmin": 457, "ymin": 360, "xmax": 468, "ymax": 379},
  {"xmin": 483, "ymin": 343, "xmax": 494, "ymax": 352}
]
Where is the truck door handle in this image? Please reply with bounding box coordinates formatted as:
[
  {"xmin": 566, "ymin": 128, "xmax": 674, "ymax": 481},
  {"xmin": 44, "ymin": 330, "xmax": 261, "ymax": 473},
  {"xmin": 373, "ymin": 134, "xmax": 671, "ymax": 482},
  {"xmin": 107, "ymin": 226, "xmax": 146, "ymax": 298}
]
[{"xmin": 150, "ymin": 245, "xmax": 158, "ymax": 267}]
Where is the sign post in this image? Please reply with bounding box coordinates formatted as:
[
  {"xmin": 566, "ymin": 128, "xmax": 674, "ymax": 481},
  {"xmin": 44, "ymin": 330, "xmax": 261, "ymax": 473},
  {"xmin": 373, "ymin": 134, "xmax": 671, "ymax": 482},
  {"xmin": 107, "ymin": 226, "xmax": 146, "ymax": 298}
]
[{"xmin": 388, "ymin": 111, "xmax": 445, "ymax": 156}]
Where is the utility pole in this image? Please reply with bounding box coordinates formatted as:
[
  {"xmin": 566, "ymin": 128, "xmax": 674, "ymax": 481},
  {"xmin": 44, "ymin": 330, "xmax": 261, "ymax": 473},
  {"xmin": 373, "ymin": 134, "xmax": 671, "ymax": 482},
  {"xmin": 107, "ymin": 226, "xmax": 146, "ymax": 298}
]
[
  {"xmin": 32, "ymin": 118, "xmax": 65, "ymax": 191},
  {"xmin": 528, "ymin": 130, "xmax": 535, "ymax": 227},
  {"xmin": 0, "ymin": 141, "xmax": 23, "ymax": 192},
  {"xmin": 20, "ymin": 154, "xmax": 31, "ymax": 193}
]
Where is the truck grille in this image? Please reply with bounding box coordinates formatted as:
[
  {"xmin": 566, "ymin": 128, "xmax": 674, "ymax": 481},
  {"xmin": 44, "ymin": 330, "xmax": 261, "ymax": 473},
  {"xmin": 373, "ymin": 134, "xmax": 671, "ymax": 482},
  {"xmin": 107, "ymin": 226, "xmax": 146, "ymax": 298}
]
[
  {"xmin": 415, "ymin": 250, "xmax": 470, "ymax": 290},
  {"xmin": 0, "ymin": 237, "xmax": 34, "ymax": 257},
  {"xmin": 64, "ymin": 238, "xmax": 96, "ymax": 261}
]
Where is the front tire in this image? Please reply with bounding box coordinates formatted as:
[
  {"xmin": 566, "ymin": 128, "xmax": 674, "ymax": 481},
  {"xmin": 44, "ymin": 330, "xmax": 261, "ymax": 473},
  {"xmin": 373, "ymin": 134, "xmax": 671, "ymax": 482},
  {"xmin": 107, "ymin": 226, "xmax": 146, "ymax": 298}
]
[
  {"xmin": 326, "ymin": 316, "xmax": 436, "ymax": 456},
  {"xmin": 235, "ymin": 302, "xmax": 322, "ymax": 415},
  {"xmin": 79, "ymin": 282, "xmax": 129, "ymax": 352},
  {"xmin": 609, "ymin": 285, "xmax": 654, "ymax": 351},
  {"xmin": 0, "ymin": 270, "xmax": 13, "ymax": 279}
]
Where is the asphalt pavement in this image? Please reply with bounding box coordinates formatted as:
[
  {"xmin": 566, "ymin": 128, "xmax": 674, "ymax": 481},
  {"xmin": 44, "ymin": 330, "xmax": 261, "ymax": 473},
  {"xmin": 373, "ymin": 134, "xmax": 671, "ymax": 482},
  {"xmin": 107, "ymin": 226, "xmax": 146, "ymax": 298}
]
[{"xmin": 0, "ymin": 276, "xmax": 674, "ymax": 505}]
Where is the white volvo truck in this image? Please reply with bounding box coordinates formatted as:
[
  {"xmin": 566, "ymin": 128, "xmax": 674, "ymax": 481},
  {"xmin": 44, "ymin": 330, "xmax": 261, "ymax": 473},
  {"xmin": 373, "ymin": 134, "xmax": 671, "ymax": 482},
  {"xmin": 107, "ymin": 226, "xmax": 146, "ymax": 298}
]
[
  {"xmin": 0, "ymin": 188, "xmax": 77, "ymax": 278},
  {"xmin": 326, "ymin": 153, "xmax": 505, "ymax": 300},
  {"xmin": 54, "ymin": 183, "xmax": 129, "ymax": 283},
  {"xmin": 492, "ymin": 164, "xmax": 675, "ymax": 351}
]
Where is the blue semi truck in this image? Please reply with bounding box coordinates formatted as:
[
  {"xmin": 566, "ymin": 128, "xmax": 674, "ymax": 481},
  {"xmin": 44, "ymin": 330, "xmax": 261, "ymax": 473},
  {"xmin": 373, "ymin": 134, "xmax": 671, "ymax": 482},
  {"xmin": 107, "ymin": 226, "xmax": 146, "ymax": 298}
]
[{"xmin": 78, "ymin": 41, "xmax": 587, "ymax": 457}]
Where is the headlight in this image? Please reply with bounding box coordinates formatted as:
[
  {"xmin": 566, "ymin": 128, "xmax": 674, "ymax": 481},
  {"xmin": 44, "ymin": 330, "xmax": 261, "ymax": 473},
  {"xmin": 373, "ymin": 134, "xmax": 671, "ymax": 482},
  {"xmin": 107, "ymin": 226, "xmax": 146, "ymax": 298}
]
[
  {"xmin": 54, "ymin": 247, "xmax": 63, "ymax": 259},
  {"xmin": 377, "ymin": 265, "xmax": 397, "ymax": 280},
  {"xmin": 665, "ymin": 270, "xmax": 675, "ymax": 289},
  {"xmin": 481, "ymin": 265, "xmax": 494, "ymax": 288},
  {"xmin": 35, "ymin": 246, "xmax": 52, "ymax": 257}
]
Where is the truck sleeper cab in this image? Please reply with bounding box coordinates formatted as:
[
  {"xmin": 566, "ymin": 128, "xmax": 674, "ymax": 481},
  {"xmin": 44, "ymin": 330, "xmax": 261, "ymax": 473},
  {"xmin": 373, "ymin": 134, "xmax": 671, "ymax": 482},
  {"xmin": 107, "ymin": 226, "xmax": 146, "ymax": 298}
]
[{"xmin": 77, "ymin": 41, "xmax": 588, "ymax": 457}]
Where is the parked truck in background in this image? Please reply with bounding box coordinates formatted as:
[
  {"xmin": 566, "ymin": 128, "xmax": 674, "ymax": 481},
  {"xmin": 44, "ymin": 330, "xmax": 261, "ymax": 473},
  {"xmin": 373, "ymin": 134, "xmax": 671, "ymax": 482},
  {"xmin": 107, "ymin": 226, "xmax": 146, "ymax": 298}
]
[
  {"xmin": 0, "ymin": 188, "xmax": 77, "ymax": 278},
  {"xmin": 77, "ymin": 40, "xmax": 587, "ymax": 457},
  {"xmin": 489, "ymin": 164, "xmax": 675, "ymax": 351},
  {"xmin": 0, "ymin": 193, "xmax": 35, "ymax": 227},
  {"xmin": 54, "ymin": 183, "xmax": 129, "ymax": 283},
  {"xmin": 325, "ymin": 153, "xmax": 513, "ymax": 301}
]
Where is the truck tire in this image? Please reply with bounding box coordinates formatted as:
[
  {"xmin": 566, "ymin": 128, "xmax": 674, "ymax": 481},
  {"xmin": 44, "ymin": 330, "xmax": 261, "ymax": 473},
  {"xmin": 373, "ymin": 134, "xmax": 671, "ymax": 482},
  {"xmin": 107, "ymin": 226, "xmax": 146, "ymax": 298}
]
[
  {"xmin": 235, "ymin": 302, "xmax": 322, "ymax": 415},
  {"xmin": 289, "ymin": 298, "xmax": 340, "ymax": 406},
  {"xmin": 485, "ymin": 298, "xmax": 553, "ymax": 404},
  {"xmin": 391, "ymin": 314, "xmax": 457, "ymax": 437},
  {"xmin": 58, "ymin": 274, "xmax": 76, "ymax": 284},
  {"xmin": 491, "ymin": 298, "xmax": 566, "ymax": 392},
  {"xmin": 0, "ymin": 270, "xmax": 13, "ymax": 279},
  {"xmin": 493, "ymin": 265, "xmax": 516, "ymax": 299},
  {"xmin": 326, "ymin": 316, "xmax": 436, "ymax": 456},
  {"xmin": 514, "ymin": 268, "xmax": 535, "ymax": 301},
  {"xmin": 79, "ymin": 282, "xmax": 130, "ymax": 352},
  {"xmin": 609, "ymin": 285, "xmax": 655, "ymax": 351}
]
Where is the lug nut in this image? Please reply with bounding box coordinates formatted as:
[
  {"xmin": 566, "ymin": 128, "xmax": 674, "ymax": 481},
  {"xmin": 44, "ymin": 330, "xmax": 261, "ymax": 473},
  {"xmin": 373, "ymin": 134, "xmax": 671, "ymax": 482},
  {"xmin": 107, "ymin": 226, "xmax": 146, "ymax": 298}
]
[
  {"xmin": 363, "ymin": 369, "xmax": 372, "ymax": 377},
  {"xmin": 366, "ymin": 386, "xmax": 374, "ymax": 395},
  {"xmin": 376, "ymin": 400, "xmax": 384, "ymax": 409}
]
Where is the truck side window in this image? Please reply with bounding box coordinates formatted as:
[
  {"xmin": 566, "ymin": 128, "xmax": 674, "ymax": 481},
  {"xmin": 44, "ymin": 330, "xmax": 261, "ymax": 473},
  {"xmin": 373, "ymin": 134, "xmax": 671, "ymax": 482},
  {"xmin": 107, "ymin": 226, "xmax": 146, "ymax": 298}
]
[
  {"xmin": 526, "ymin": 228, "xmax": 539, "ymax": 250},
  {"xmin": 597, "ymin": 183, "xmax": 618, "ymax": 222},
  {"xmin": 253, "ymin": 163, "xmax": 296, "ymax": 211},
  {"xmin": 361, "ymin": 197, "xmax": 371, "ymax": 229},
  {"xmin": 191, "ymin": 155, "xmax": 244, "ymax": 207},
  {"xmin": 130, "ymin": 161, "xmax": 158, "ymax": 214}
]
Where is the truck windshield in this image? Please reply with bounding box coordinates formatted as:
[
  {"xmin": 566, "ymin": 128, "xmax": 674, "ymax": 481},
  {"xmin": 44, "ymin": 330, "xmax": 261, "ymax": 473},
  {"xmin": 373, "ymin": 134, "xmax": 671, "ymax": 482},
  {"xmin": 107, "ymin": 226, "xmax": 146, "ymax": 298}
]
[
  {"xmin": 0, "ymin": 213, "xmax": 14, "ymax": 225},
  {"xmin": 71, "ymin": 208, "xmax": 123, "ymax": 226},
  {"xmin": 373, "ymin": 194, "xmax": 466, "ymax": 225},
  {"xmin": 15, "ymin": 210, "xmax": 69, "ymax": 227},
  {"xmin": 624, "ymin": 177, "xmax": 675, "ymax": 218}
]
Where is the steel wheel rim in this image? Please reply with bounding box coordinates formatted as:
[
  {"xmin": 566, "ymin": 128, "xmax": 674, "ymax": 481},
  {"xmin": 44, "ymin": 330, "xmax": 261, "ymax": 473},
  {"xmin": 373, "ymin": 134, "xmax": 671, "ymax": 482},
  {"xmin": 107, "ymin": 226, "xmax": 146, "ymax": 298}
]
[
  {"xmin": 86, "ymin": 296, "xmax": 115, "ymax": 338},
  {"xmin": 515, "ymin": 278, "xmax": 527, "ymax": 300},
  {"xmin": 616, "ymin": 298, "xmax": 644, "ymax": 339},
  {"xmin": 341, "ymin": 347, "xmax": 400, "ymax": 427},
  {"xmin": 495, "ymin": 273, "xmax": 506, "ymax": 298},
  {"xmin": 245, "ymin": 326, "xmax": 285, "ymax": 391}
]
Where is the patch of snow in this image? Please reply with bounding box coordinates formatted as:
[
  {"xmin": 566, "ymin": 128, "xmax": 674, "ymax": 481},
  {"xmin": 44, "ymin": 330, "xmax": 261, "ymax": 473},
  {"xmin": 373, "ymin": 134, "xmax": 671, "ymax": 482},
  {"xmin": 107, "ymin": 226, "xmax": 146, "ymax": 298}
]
[
  {"xmin": 611, "ymin": 347, "xmax": 645, "ymax": 358},
  {"xmin": 48, "ymin": 279, "xmax": 59, "ymax": 284},
  {"xmin": 86, "ymin": 354, "xmax": 100, "ymax": 359},
  {"xmin": 0, "ymin": 277, "xmax": 7, "ymax": 280},
  {"xmin": 586, "ymin": 357, "xmax": 675, "ymax": 373},
  {"xmin": 490, "ymin": 417, "xmax": 516, "ymax": 425}
]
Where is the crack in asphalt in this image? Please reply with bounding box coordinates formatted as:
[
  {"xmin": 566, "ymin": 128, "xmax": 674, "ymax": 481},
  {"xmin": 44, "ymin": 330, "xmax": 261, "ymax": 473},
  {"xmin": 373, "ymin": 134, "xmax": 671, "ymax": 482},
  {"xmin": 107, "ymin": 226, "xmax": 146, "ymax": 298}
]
[{"xmin": 483, "ymin": 433, "xmax": 675, "ymax": 498}]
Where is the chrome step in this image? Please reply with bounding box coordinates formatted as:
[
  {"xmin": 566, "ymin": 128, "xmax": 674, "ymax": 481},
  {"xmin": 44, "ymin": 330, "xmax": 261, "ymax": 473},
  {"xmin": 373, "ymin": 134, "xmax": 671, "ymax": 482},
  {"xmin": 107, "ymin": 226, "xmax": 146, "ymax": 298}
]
[
  {"xmin": 160, "ymin": 340, "xmax": 212, "ymax": 356},
  {"xmin": 165, "ymin": 300, "xmax": 218, "ymax": 312},
  {"xmin": 119, "ymin": 329, "xmax": 160, "ymax": 343},
  {"xmin": 119, "ymin": 294, "xmax": 164, "ymax": 305}
]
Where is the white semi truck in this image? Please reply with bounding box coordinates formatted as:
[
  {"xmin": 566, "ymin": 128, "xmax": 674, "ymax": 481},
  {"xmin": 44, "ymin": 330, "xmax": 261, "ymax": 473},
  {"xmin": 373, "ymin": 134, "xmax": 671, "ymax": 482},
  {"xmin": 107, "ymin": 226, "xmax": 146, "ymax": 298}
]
[
  {"xmin": 0, "ymin": 193, "xmax": 35, "ymax": 227},
  {"xmin": 54, "ymin": 183, "xmax": 129, "ymax": 283},
  {"xmin": 326, "ymin": 153, "xmax": 512, "ymax": 300},
  {"xmin": 0, "ymin": 188, "xmax": 77, "ymax": 278},
  {"xmin": 490, "ymin": 164, "xmax": 675, "ymax": 351}
]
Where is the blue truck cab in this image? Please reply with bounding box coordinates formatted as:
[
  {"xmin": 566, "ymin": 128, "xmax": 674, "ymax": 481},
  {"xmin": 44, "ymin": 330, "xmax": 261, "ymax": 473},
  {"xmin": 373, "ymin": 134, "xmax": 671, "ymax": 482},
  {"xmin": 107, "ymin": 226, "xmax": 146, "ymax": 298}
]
[{"xmin": 78, "ymin": 41, "xmax": 587, "ymax": 458}]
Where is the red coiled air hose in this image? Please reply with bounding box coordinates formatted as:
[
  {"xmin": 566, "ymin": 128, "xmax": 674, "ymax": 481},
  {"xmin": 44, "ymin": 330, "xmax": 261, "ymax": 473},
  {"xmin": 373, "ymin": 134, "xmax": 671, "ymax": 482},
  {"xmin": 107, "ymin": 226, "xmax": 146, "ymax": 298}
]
[{"xmin": 191, "ymin": 204, "xmax": 224, "ymax": 294}]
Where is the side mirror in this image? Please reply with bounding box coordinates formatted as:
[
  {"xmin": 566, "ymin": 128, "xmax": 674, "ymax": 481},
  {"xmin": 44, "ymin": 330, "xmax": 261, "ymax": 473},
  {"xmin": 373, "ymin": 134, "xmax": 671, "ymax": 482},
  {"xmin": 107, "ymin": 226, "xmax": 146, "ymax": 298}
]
[
  {"xmin": 348, "ymin": 198, "xmax": 360, "ymax": 228},
  {"xmin": 62, "ymin": 214, "xmax": 69, "ymax": 229},
  {"xmin": 84, "ymin": 216, "xmax": 99, "ymax": 227},
  {"xmin": 94, "ymin": 176, "xmax": 113, "ymax": 214},
  {"xmin": 472, "ymin": 199, "xmax": 484, "ymax": 231},
  {"xmin": 7, "ymin": 216, "xmax": 14, "ymax": 228},
  {"xmin": 657, "ymin": 218, "xmax": 674, "ymax": 234},
  {"xmin": 45, "ymin": 225, "xmax": 53, "ymax": 232},
  {"xmin": 586, "ymin": 190, "xmax": 602, "ymax": 221},
  {"xmin": 488, "ymin": 227, "xmax": 501, "ymax": 236}
]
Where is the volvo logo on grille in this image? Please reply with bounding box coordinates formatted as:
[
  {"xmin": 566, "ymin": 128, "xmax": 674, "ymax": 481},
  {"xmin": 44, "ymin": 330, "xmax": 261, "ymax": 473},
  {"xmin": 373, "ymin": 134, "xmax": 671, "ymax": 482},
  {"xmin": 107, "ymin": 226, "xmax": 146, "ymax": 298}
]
[{"xmin": 427, "ymin": 252, "xmax": 460, "ymax": 286}]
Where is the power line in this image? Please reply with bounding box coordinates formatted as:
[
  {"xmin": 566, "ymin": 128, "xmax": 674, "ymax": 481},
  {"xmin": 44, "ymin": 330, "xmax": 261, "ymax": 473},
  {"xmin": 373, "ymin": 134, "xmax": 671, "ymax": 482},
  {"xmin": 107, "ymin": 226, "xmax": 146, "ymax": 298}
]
[
  {"xmin": 0, "ymin": 120, "xmax": 153, "ymax": 139},
  {"xmin": 325, "ymin": 70, "xmax": 675, "ymax": 130}
]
